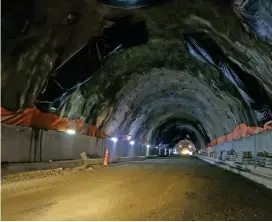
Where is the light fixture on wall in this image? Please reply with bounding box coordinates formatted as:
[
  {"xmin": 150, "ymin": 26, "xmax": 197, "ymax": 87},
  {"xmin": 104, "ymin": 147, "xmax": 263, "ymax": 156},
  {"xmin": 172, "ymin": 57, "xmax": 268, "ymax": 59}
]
[
  {"xmin": 111, "ymin": 137, "xmax": 118, "ymax": 142},
  {"xmin": 129, "ymin": 140, "xmax": 135, "ymax": 145},
  {"xmin": 67, "ymin": 129, "xmax": 76, "ymax": 135}
]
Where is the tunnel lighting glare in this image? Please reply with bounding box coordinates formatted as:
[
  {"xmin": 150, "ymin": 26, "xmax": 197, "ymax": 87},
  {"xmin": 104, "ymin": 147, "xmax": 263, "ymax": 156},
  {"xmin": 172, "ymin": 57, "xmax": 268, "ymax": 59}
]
[
  {"xmin": 146, "ymin": 144, "xmax": 150, "ymax": 148},
  {"xmin": 111, "ymin": 137, "xmax": 118, "ymax": 142},
  {"xmin": 181, "ymin": 149, "xmax": 192, "ymax": 155},
  {"xmin": 129, "ymin": 141, "xmax": 135, "ymax": 145},
  {"xmin": 67, "ymin": 129, "xmax": 76, "ymax": 135}
]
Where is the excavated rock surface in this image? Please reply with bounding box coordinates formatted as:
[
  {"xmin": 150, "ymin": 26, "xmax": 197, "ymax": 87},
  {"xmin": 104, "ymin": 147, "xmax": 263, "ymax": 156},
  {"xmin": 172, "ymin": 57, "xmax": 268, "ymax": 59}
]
[{"xmin": 2, "ymin": 0, "xmax": 272, "ymax": 146}]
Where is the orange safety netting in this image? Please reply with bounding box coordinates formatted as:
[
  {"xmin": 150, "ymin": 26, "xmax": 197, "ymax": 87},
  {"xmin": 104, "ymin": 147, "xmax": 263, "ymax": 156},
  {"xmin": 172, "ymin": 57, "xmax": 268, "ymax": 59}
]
[
  {"xmin": 1, "ymin": 107, "xmax": 107, "ymax": 139},
  {"xmin": 208, "ymin": 122, "xmax": 272, "ymax": 147}
]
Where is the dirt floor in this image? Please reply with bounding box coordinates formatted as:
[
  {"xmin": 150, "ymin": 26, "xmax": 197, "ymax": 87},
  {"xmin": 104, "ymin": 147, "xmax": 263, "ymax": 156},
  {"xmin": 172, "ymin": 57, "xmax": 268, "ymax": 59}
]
[{"xmin": 2, "ymin": 157, "xmax": 272, "ymax": 220}]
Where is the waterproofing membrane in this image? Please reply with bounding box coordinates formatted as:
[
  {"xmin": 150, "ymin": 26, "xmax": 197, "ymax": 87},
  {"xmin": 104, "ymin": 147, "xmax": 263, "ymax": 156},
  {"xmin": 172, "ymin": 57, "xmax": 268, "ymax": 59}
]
[
  {"xmin": 233, "ymin": 0, "xmax": 272, "ymax": 40},
  {"xmin": 184, "ymin": 32, "xmax": 225, "ymax": 67},
  {"xmin": 35, "ymin": 19, "xmax": 148, "ymax": 112},
  {"xmin": 220, "ymin": 58, "xmax": 272, "ymax": 106},
  {"xmin": 97, "ymin": 0, "xmax": 166, "ymax": 9},
  {"xmin": 184, "ymin": 31, "xmax": 272, "ymax": 123}
]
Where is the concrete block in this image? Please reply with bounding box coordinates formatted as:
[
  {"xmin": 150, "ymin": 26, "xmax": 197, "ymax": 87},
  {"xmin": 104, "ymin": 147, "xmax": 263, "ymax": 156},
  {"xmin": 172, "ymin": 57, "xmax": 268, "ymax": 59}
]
[
  {"xmin": 1, "ymin": 160, "xmax": 84, "ymax": 176},
  {"xmin": 83, "ymin": 158, "xmax": 103, "ymax": 165},
  {"xmin": 80, "ymin": 152, "xmax": 89, "ymax": 160}
]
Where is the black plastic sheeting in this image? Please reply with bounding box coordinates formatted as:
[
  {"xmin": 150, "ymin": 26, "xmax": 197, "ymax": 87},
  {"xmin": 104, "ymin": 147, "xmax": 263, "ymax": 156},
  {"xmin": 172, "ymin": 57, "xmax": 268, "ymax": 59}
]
[
  {"xmin": 233, "ymin": 0, "xmax": 272, "ymax": 40},
  {"xmin": 184, "ymin": 31, "xmax": 272, "ymax": 123},
  {"xmin": 184, "ymin": 32, "xmax": 226, "ymax": 67},
  {"xmin": 97, "ymin": 0, "xmax": 166, "ymax": 9},
  {"xmin": 35, "ymin": 18, "xmax": 148, "ymax": 112}
]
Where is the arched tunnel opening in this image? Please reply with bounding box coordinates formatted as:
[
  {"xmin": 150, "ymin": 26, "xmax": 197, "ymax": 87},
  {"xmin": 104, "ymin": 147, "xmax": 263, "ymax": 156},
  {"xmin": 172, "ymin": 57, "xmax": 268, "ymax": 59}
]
[
  {"xmin": 2, "ymin": 0, "xmax": 272, "ymax": 144},
  {"xmin": 150, "ymin": 118, "xmax": 208, "ymax": 150},
  {"xmin": 2, "ymin": 0, "xmax": 272, "ymax": 220}
]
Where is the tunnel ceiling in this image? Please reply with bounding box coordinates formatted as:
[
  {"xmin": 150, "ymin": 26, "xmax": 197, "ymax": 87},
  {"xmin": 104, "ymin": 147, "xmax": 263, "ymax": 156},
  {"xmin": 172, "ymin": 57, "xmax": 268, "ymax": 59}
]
[{"xmin": 2, "ymin": 0, "xmax": 272, "ymax": 147}]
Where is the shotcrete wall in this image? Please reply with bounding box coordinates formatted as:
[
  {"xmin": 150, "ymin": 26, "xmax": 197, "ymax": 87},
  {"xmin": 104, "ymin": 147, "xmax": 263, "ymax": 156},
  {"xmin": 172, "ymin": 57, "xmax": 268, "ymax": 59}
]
[{"xmin": 1, "ymin": 124, "xmax": 148, "ymax": 163}]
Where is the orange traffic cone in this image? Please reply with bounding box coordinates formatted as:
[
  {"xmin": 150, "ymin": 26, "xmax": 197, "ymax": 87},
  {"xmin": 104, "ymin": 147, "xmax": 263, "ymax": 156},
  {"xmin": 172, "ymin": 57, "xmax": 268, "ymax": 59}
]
[{"xmin": 103, "ymin": 149, "xmax": 109, "ymax": 166}]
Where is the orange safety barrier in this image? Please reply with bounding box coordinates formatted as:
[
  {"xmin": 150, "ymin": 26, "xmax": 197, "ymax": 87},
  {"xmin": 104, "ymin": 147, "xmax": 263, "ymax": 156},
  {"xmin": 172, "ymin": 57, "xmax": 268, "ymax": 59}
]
[
  {"xmin": 208, "ymin": 122, "xmax": 272, "ymax": 147},
  {"xmin": 1, "ymin": 107, "xmax": 107, "ymax": 138},
  {"xmin": 217, "ymin": 135, "xmax": 227, "ymax": 144},
  {"xmin": 264, "ymin": 120, "xmax": 272, "ymax": 131},
  {"xmin": 95, "ymin": 130, "xmax": 107, "ymax": 139},
  {"xmin": 1, "ymin": 107, "xmax": 34, "ymax": 127},
  {"xmin": 226, "ymin": 133, "xmax": 233, "ymax": 142},
  {"xmin": 239, "ymin": 123, "xmax": 249, "ymax": 138},
  {"xmin": 69, "ymin": 119, "xmax": 86, "ymax": 135},
  {"xmin": 250, "ymin": 126, "xmax": 263, "ymax": 134},
  {"xmin": 209, "ymin": 139, "xmax": 217, "ymax": 147},
  {"xmin": 88, "ymin": 125, "xmax": 97, "ymax": 136}
]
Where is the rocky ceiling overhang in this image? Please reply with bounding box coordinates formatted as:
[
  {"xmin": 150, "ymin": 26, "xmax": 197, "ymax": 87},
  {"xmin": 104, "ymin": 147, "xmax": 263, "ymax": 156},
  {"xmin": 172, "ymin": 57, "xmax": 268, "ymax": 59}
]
[{"xmin": 2, "ymin": 0, "xmax": 272, "ymax": 147}]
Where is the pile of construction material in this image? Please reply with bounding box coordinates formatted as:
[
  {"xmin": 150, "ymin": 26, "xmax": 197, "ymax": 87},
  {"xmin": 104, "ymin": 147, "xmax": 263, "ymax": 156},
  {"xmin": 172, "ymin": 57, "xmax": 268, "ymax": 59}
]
[
  {"xmin": 210, "ymin": 152, "xmax": 220, "ymax": 160},
  {"xmin": 236, "ymin": 152, "xmax": 254, "ymax": 164},
  {"xmin": 221, "ymin": 152, "xmax": 229, "ymax": 161},
  {"xmin": 256, "ymin": 152, "xmax": 272, "ymax": 167},
  {"xmin": 227, "ymin": 155, "xmax": 237, "ymax": 161}
]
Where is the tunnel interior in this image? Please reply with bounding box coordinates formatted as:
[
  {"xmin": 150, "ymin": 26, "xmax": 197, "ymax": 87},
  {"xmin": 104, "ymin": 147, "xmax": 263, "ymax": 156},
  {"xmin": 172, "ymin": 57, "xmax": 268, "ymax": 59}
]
[
  {"xmin": 150, "ymin": 118, "xmax": 208, "ymax": 150},
  {"xmin": 1, "ymin": 0, "xmax": 272, "ymax": 149}
]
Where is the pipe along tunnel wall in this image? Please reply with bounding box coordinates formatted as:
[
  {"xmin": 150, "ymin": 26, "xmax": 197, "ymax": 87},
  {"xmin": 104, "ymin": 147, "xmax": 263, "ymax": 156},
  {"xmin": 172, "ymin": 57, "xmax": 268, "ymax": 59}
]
[{"xmin": 1, "ymin": 124, "xmax": 158, "ymax": 173}]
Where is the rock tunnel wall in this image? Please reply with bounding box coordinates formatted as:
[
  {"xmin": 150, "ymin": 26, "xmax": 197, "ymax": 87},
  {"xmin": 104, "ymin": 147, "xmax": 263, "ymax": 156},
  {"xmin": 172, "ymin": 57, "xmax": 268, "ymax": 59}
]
[{"xmin": 2, "ymin": 0, "xmax": 272, "ymax": 148}]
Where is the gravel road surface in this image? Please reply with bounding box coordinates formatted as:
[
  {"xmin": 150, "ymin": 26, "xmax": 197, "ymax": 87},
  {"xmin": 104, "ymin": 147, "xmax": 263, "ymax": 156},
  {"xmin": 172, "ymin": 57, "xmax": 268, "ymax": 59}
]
[{"xmin": 2, "ymin": 157, "xmax": 272, "ymax": 220}]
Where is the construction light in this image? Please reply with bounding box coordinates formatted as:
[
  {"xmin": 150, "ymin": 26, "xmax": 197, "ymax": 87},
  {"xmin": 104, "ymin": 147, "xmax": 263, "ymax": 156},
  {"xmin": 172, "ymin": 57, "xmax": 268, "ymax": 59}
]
[
  {"xmin": 129, "ymin": 141, "xmax": 135, "ymax": 145},
  {"xmin": 181, "ymin": 149, "xmax": 193, "ymax": 156},
  {"xmin": 111, "ymin": 137, "xmax": 118, "ymax": 142},
  {"xmin": 67, "ymin": 129, "xmax": 76, "ymax": 135}
]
